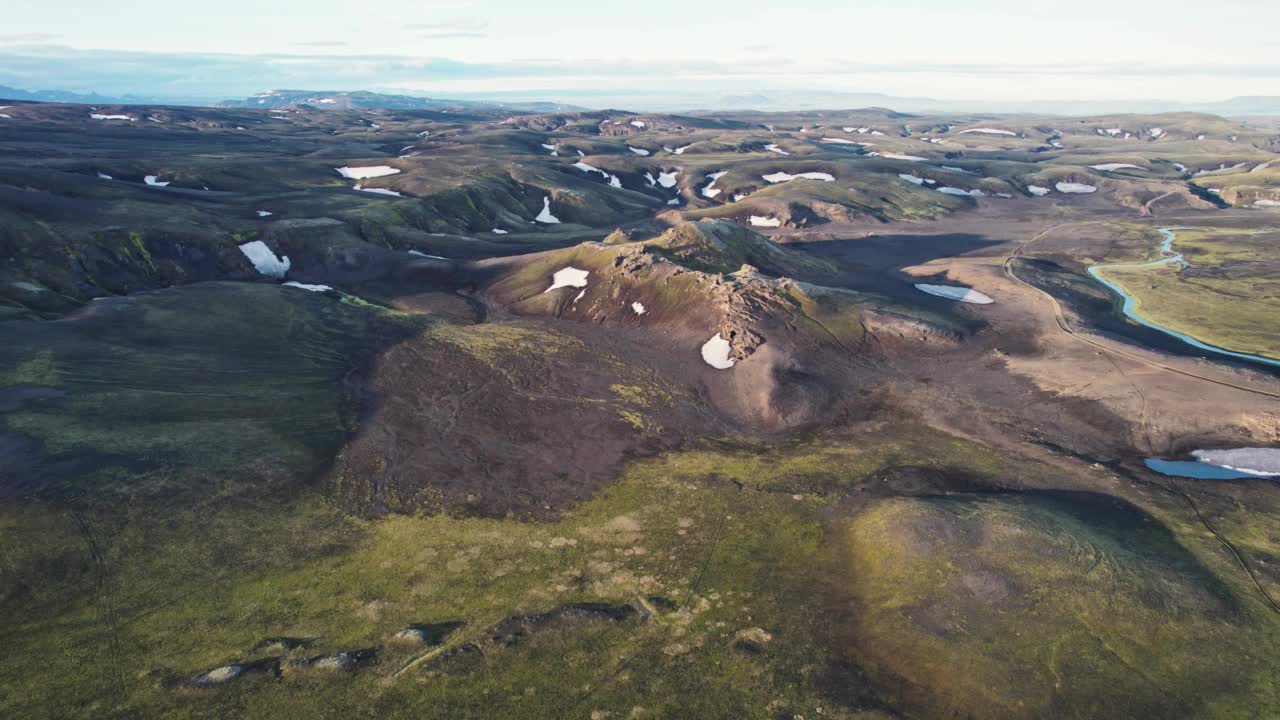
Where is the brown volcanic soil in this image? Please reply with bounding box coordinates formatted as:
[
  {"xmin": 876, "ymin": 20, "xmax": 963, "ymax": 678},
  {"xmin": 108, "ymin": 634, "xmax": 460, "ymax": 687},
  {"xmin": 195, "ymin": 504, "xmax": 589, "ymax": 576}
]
[{"xmin": 329, "ymin": 317, "xmax": 735, "ymax": 519}]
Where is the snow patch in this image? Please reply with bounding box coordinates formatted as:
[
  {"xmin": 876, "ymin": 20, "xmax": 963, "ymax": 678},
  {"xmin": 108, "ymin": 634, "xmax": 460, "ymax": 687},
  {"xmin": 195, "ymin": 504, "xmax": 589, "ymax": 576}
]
[
  {"xmin": 937, "ymin": 186, "xmax": 983, "ymax": 196},
  {"xmin": 575, "ymin": 161, "xmax": 622, "ymax": 189},
  {"xmin": 544, "ymin": 267, "xmax": 589, "ymax": 292},
  {"xmin": 1191, "ymin": 448, "xmax": 1280, "ymax": 477},
  {"xmin": 283, "ymin": 281, "xmax": 332, "ymax": 292},
  {"xmin": 354, "ymin": 185, "xmax": 402, "ymax": 196},
  {"xmin": 764, "ymin": 143, "xmax": 790, "ymax": 155},
  {"xmin": 959, "ymin": 128, "xmax": 1016, "ymax": 136},
  {"xmin": 492, "ymin": 228, "xmax": 510, "ymax": 234},
  {"xmin": 89, "ymin": 113, "xmax": 133, "ymax": 121},
  {"xmin": 535, "ymin": 196, "xmax": 561, "ymax": 224},
  {"xmin": 702, "ymin": 171, "xmax": 727, "ymax": 198},
  {"xmin": 1055, "ymin": 182, "xmax": 1097, "ymax": 194},
  {"xmin": 1027, "ymin": 185, "xmax": 1051, "ymax": 196},
  {"xmin": 144, "ymin": 175, "xmax": 170, "ymax": 187},
  {"xmin": 1090, "ymin": 163, "xmax": 1143, "ymax": 172},
  {"xmin": 882, "ymin": 153, "xmax": 927, "ymax": 162},
  {"xmin": 628, "ymin": 146, "xmax": 651, "ymax": 156},
  {"xmin": 914, "ymin": 283, "xmax": 994, "ymax": 304},
  {"xmin": 700, "ymin": 333, "xmax": 736, "ymax": 370},
  {"xmin": 335, "ymin": 166, "xmax": 400, "ymax": 179},
  {"xmin": 749, "ymin": 215, "xmax": 782, "ymax": 227},
  {"xmin": 762, "ymin": 171, "xmax": 834, "ymax": 183},
  {"xmin": 97, "ymin": 172, "xmax": 113, "ymax": 180},
  {"xmin": 256, "ymin": 210, "xmax": 273, "ymax": 217},
  {"xmin": 238, "ymin": 241, "xmax": 290, "ymax": 279},
  {"xmin": 898, "ymin": 173, "xmax": 926, "ymax": 185},
  {"xmin": 657, "ymin": 171, "xmax": 678, "ymax": 188},
  {"xmin": 631, "ymin": 302, "xmax": 646, "ymax": 315}
]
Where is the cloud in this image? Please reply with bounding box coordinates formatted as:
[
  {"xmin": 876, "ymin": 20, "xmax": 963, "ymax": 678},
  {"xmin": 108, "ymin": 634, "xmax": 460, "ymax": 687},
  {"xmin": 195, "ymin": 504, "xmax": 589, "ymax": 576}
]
[
  {"xmin": 293, "ymin": 41, "xmax": 349, "ymax": 48},
  {"xmin": 404, "ymin": 19, "xmax": 488, "ymax": 32},
  {"xmin": 0, "ymin": 44, "xmax": 1276, "ymax": 107},
  {"xmin": 417, "ymin": 31, "xmax": 486, "ymax": 40},
  {"xmin": 0, "ymin": 33, "xmax": 61, "ymax": 44}
]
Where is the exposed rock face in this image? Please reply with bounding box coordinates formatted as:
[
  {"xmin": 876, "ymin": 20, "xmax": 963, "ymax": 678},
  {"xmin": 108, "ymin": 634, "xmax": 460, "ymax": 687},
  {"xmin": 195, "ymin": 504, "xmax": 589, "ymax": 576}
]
[{"xmin": 861, "ymin": 309, "xmax": 963, "ymax": 352}]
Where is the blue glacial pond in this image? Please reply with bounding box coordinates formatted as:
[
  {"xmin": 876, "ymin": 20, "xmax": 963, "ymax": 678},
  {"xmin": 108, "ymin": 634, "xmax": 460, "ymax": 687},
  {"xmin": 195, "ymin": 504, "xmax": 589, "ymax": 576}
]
[
  {"xmin": 1086, "ymin": 227, "xmax": 1280, "ymax": 368},
  {"xmin": 1143, "ymin": 458, "xmax": 1267, "ymax": 480}
]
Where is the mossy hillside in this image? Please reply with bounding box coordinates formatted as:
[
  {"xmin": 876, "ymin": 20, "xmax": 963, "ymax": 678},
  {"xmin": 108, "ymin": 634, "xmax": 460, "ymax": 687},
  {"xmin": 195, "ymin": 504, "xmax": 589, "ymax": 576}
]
[
  {"xmin": 509, "ymin": 162, "xmax": 663, "ymax": 227},
  {"xmin": 1191, "ymin": 166, "xmax": 1280, "ymax": 206},
  {"xmin": 482, "ymin": 243, "xmax": 632, "ymax": 307},
  {"xmin": 839, "ymin": 493, "xmax": 1280, "ymax": 720},
  {"xmin": 685, "ymin": 167, "xmax": 967, "ymax": 224},
  {"xmin": 0, "ymin": 425, "xmax": 1016, "ymax": 719},
  {"xmin": 0, "ymin": 282, "xmax": 423, "ymax": 503}
]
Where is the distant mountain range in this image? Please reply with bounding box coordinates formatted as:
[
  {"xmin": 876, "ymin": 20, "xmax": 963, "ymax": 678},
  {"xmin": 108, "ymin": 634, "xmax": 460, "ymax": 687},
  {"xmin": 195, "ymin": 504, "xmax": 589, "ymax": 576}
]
[
  {"xmin": 217, "ymin": 89, "xmax": 584, "ymax": 113},
  {"xmin": 0, "ymin": 85, "xmax": 583, "ymax": 114},
  {"xmin": 453, "ymin": 89, "xmax": 1280, "ymax": 117},
  {"xmin": 2, "ymin": 82, "xmax": 1279, "ymax": 117},
  {"xmin": 0, "ymin": 84, "xmax": 207, "ymax": 106}
]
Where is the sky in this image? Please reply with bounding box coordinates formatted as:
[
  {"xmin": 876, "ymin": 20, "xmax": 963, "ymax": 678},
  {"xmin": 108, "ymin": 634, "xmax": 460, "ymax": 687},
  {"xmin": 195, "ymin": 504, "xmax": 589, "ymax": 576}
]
[{"xmin": 3, "ymin": 0, "xmax": 1279, "ymax": 107}]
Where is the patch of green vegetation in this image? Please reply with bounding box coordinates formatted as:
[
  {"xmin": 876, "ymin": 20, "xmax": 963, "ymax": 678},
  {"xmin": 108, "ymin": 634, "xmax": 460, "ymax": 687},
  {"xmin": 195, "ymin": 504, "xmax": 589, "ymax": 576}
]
[
  {"xmin": 0, "ymin": 283, "xmax": 423, "ymax": 502},
  {"xmin": 662, "ymin": 431, "xmax": 1011, "ymax": 495},
  {"xmin": 430, "ymin": 321, "xmax": 579, "ymax": 364},
  {"xmin": 3, "ymin": 427, "xmax": 1004, "ymax": 719},
  {"xmin": 1, "ymin": 350, "xmax": 61, "ymax": 386},
  {"xmin": 1092, "ymin": 227, "xmax": 1280, "ymax": 358},
  {"xmin": 128, "ymin": 232, "xmax": 157, "ymax": 273},
  {"xmin": 839, "ymin": 493, "xmax": 1280, "ymax": 719},
  {"xmin": 617, "ymin": 408, "xmax": 659, "ymax": 433},
  {"xmin": 609, "ymin": 383, "xmax": 669, "ymax": 408},
  {"xmin": 0, "ymin": 404, "xmax": 1049, "ymax": 717}
]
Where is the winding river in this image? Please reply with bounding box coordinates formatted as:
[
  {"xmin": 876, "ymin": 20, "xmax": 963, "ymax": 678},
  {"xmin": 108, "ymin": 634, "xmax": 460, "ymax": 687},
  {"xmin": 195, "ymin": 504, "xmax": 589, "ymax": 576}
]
[{"xmin": 1087, "ymin": 227, "xmax": 1280, "ymax": 368}]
